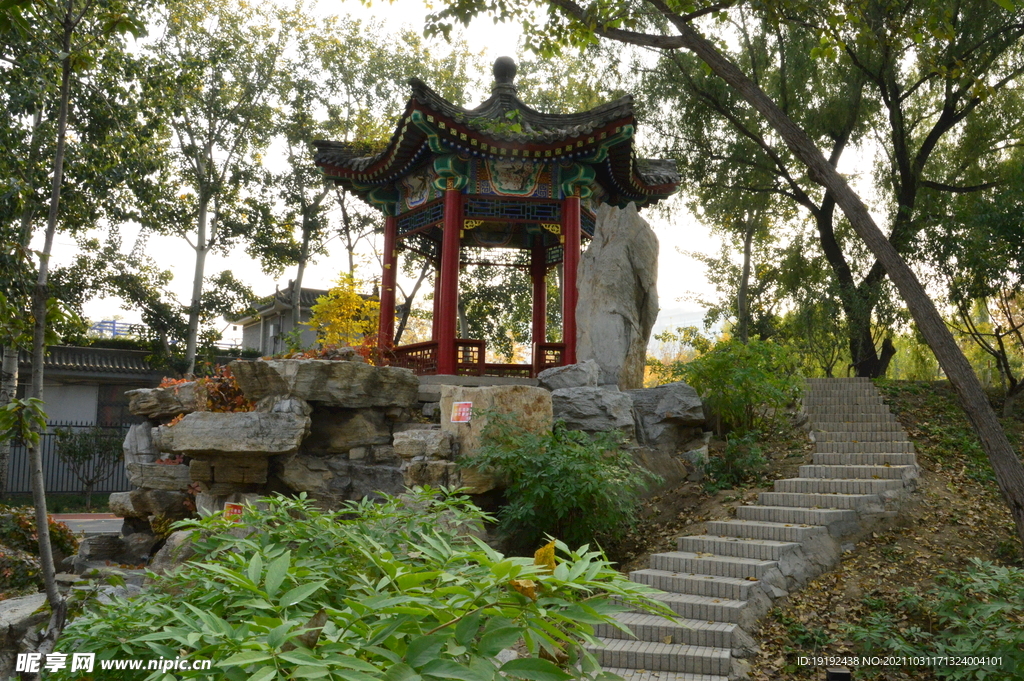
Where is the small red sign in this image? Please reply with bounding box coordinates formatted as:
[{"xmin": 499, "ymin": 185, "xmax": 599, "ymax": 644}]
[
  {"xmin": 451, "ymin": 401, "xmax": 473, "ymax": 423},
  {"xmin": 223, "ymin": 502, "xmax": 244, "ymax": 521}
]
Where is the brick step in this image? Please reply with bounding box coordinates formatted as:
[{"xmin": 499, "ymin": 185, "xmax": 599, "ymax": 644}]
[
  {"xmin": 810, "ymin": 421, "xmax": 903, "ymax": 432},
  {"xmin": 586, "ymin": 639, "xmax": 731, "ymax": 675},
  {"xmin": 735, "ymin": 505, "xmax": 858, "ymax": 527},
  {"xmin": 649, "ymin": 551, "xmax": 779, "ymax": 580},
  {"xmin": 640, "ymin": 591, "xmax": 749, "ymax": 623},
  {"xmin": 774, "ymin": 477, "xmax": 906, "ymax": 495},
  {"xmin": 813, "ymin": 452, "xmax": 918, "ymax": 466},
  {"xmin": 630, "ymin": 568, "xmax": 759, "ymax": 600},
  {"xmin": 595, "ymin": 613, "xmax": 742, "ymax": 648},
  {"xmin": 798, "ymin": 464, "xmax": 918, "ymax": 480},
  {"xmin": 677, "ymin": 535, "xmax": 801, "ymax": 561},
  {"xmin": 705, "ymin": 519, "xmax": 827, "ymax": 543},
  {"xmin": 815, "ymin": 441, "xmax": 915, "ymax": 453},
  {"xmin": 597, "ymin": 668, "xmax": 727, "ymax": 681},
  {"xmin": 757, "ymin": 491, "xmax": 883, "ymax": 511},
  {"xmin": 812, "ymin": 430, "xmax": 908, "ymax": 442}
]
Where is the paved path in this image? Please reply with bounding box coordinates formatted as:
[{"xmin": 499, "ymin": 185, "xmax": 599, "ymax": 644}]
[
  {"xmin": 587, "ymin": 377, "xmax": 919, "ymax": 680},
  {"xmin": 51, "ymin": 513, "xmax": 122, "ymax": 536}
]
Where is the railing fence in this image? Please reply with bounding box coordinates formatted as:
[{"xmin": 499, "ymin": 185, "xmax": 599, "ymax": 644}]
[{"xmin": 4, "ymin": 421, "xmax": 132, "ymax": 495}]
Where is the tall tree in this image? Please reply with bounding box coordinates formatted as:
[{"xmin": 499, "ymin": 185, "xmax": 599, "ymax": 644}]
[
  {"xmin": 145, "ymin": 0, "xmax": 288, "ymax": 374},
  {"xmin": 635, "ymin": 1, "xmax": 1024, "ymax": 377},
  {"xmin": 421, "ymin": 0, "xmax": 1024, "ymax": 546}
]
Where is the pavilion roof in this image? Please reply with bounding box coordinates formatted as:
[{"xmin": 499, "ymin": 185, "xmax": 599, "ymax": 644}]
[{"xmin": 313, "ymin": 58, "xmax": 680, "ymax": 209}]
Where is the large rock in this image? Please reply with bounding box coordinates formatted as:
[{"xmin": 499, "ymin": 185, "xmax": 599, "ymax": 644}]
[
  {"xmin": 126, "ymin": 382, "xmax": 205, "ymax": 419},
  {"xmin": 537, "ymin": 360, "xmax": 600, "ymax": 391},
  {"xmin": 628, "ymin": 382, "xmax": 705, "ymax": 452},
  {"xmin": 440, "ymin": 385, "xmax": 552, "ymax": 494},
  {"xmin": 302, "ymin": 408, "xmax": 392, "ymax": 455},
  {"xmin": 276, "ymin": 453, "xmax": 333, "ymax": 495},
  {"xmin": 230, "ymin": 359, "xmax": 418, "ymax": 409},
  {"xmin": 123, "ymin": 422, "xmax": 159, "ymax": 465},
  {"xmin": 77, "ymin": 534, "xmax": 125, "ymax": 561},
  {"xmin": 154, "ymin": 412, "xmax": 309, "ymax": 457},
  {"xmin": 109, "ymin": 491, "xmax": 145, "ymax": 519},
  {"xmin": 551, "ymin": 387, "xmax": 635, "ymax": 437},
  {"xmin": 126, "ymin": 463, "xmax": 191, "ymax": 491},
  {"xmin": 393, "ymin": 429, "xmax": 453, "ymax": 460},
  {"xmin": 0, "ymin": 593, "xmax": 48, "ymax": 680},
  {"xmin": 128, "ymin": 489, "xmax": 193, "ymax": 519},
  {"xmin": 576, "ymin": 202, "xmax": 659, "ymax": 390},
  {"xmin": 148, "ymin": 530, "xmax": 196, "ymax": 575}
]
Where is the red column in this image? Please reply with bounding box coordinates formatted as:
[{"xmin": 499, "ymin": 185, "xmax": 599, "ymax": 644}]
[
  {"xmin": 530, "ymin": 242, "xmax": 547, "ymax": 347},
  {"xmin": 562, "ymin": 194, "xmax": 581, "ymax": 365},
  {"xmin": 436, "ymin": 188, "xmax": 462, "ymax": 374},
  {"xmin": 431, "ymin": 262, "xmax": 442, "ymax": 340},
  {"xmin": 378, "ymin": 215, "xmax": 398, "ymax": 349}
]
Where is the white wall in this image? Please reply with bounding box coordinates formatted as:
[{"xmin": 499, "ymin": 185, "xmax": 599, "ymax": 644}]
[{"xmin": 42, "ymin": 384, "xmax": 98, "ymax": 424}]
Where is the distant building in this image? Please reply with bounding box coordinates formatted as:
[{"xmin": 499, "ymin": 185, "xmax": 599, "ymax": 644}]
[
  {"xmin": 228, "ymin": 287, "xmax": 328, "ymax": 356},
  {"xmin": 16, "ymin": 345, "xmax": 168, "ymax": 425}
]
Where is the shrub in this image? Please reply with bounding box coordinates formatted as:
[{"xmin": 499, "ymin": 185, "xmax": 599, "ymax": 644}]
[
  {"xmin": 464, "ymin": 411, "xmax": 660, "ymax": 555},
  {"xmin": 677, "ymin": 338, "xmax": 802, "ymax": 435},
  {"xmin": 701, "ymin": 432, "xmax": 768, "ymax": 492},
  {"xmin": 0, "ymin": 504, "xmax": 78, "ymax": 561},
  {"xmin": 843, "ymin": 558, "xmax": 1024, "ymax": 679},
  {"xmin": 54, "ymin": 426, "xmax": 125, "ymax": 510},
  {"xmin": 0, "ymin": 544, "xmax": 41, "ymax": 594},
  {"xmin": 54, "ymin": 489, "xmax": 674, "ymax": 680}
]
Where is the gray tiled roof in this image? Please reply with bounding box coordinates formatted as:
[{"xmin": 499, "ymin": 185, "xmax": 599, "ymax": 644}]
[{"xmin": 19, "ymin": 346, "xmax": 162, "ymax": 376}]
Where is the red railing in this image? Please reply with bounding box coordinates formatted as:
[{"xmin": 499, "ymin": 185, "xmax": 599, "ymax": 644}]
[
  {"xmin": 532, "ymin": 342, "xmax": 565, "ymax": 375},
  {"xmin": 390, "ymin": 339, "xmax": 567, "ymax": 377}
]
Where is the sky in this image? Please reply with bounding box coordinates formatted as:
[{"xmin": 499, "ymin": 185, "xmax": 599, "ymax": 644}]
[{"xmin": 51, "ymin": 0, "xmax": 725, "ymax": 344}]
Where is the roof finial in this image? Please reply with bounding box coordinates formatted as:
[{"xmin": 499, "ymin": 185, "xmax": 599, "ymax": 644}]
[{"xmin": 493, "ymin": 56, "xmax": 517, "ymax": 85}]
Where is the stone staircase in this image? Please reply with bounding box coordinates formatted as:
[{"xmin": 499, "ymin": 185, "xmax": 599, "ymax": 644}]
[{"xmin": 588, "ymin": 377, "xmax": 919, "ymax": 680}]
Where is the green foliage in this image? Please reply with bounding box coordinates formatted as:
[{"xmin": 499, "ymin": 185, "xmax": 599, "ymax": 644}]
[
  {"xmin": 53, "ymin": 425, "xmax": 126, "ymax": 510},
  {"xmin": 54, "ymin": 489, "xmax": 673, "ymax": 680},
  {"xmin": 701, "ymin": 433, "xmax": 768, "ymax": 493},
  {"xmin": 0, "ymin": 504, "xmax": 79, "ymax": 561},
  {"xmin": 464, "ymin": 411, "xmax": 659, "ymax": 555},
  {"xmin": 666, "ymin": 339, "xmax": 802, "ymax": 436},
  {"xmin": 0, "ymin": 543, "xmax": 41, "ymax": 594},
  {"xmin": 0, "ymin": 397, "xmax": 47, "ymax": 447},
  {"xmin": 843, "ymin": 559, "xmax": 1024, "ymax": 680}
]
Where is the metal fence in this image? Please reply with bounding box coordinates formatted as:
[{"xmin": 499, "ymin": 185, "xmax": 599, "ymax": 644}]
[{"xmin": 5, "ymin": 421, "xmax": 132, "ymax": 495}]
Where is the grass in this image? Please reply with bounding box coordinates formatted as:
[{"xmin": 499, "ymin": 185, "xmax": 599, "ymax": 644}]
[{"xmin": 2, "ymin": 493, "xmax": 110, "ymax": 514}]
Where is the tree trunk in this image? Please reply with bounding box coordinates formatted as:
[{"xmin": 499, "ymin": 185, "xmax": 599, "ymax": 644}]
[
  {"xmin": 669, "ymin": 22, "xmax": 1024, "ymax": 547},
  {"xmin": 0, "ymin": 345, "xmax": 17, "ymax": 497},
  {"xmin": 184, "ymin": 197, "xmax": 210, "ymax": 376},
  {"xmin": 737, "ymin": 222, "xmax": 754, "ymax": 344},
  {"xmin": 395, "ymin": 259, "xmax": 432, "ymax": 345},
  {"xmin": 31, "ymin": 15, "xmax": 75, "ymax": 612}
]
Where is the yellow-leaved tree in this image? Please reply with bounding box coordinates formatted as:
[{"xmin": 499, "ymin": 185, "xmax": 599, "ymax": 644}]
[{"xmin": 307, "ymin": 273, "xmax": 379, "ymax": 349}]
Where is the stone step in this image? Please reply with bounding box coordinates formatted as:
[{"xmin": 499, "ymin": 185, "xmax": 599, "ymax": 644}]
[
  {"xmin": 595, "ymin": 612, "xmax": 741, "ymax": 648},
  {"xmin": 798, "ymin": 464, "xmax": 917, "ymax": 480},
  {"xmin": 815, "ymin": 441, "xmax": 915, "ymax": 453},
  {"xmin": 600, "ymin": 670, "xmax": 728, "ymax": 681},
  {"xmin": 705, "ymin": 519, "xmax": 827, "ymax": 543},
  {"xmin": 805, "ymin": 389, "xmax": 884, "ymax": 397},
  {"xmin": 630, "ymin": 568, "xmax": 759, "ymax": 601},
  {"xmin": 641, "ymin": 591, "xmax": 749, "ymax": 623},
  {"xmin": 735, "ymin": 505, "xmax": 859, "ymax": 527},
  {"xmin": 677, "ymin": 535, "xmax": 802, "ymax": 561},
  {"xmin": 805, "ymin": 406, "xmax": 895, "ymax": 417},
  {"xmin": 813, "ymin": 452, "xmax": 918, "ymax": 466},
  {"xmin": 805, "ymin": 377, "xmax": 873, "ymax": 383},
  {"xmin": 806, "ymin": 412, "xmax": 899, "ymax": 423},
  {"xmin": 812, "ymin": 430, "xmax": 908, "ymax": 442},
  {"xmin": 586, "ymin": 639, "xmax": 732, "ymax": 675},
  {"xmin": 598, "ymin": 668, "xmax": 728, "ymax": 681},
  {"xmin": 757, "ymin": 491, "xmax": 883, "ymax": 511},
  {"xmin": 649, "ymin": 551, "xmax": 779, "ymax": 580},
  {"xmin": 811, "ymin": 420, "xmax": 903, "ymax": 432},
  {"xmin": 774, "ymin": 477, "xmax": 906, "ymax": 495}
]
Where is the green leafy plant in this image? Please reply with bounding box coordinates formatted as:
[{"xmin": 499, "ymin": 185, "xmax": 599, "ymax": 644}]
[
  {"xmin": 674, "ymin": 339, "xmax": 802, "ymax": 436},
  {"xmin": 701, "ymin": 432, "xmax": 767, "ymax": 492},
  {"xmin": 53, "ymin": 426, "xmax": 126, "ymax": 510},
  {"xmin": 843, "ymin": 558, "xmax": 1024, "ymax": 679},
  {"xmin": 463, "ymin": 411, "xmax": 660, "ymax": 555},
  {"xmin": 0, "ymin": 504, "xmax": 79, "ymax": 561},
  {"xmin": 0, "ymin": 544, "xmax": 40, "ymax": 594},
  {"xmin": 54, "ymin": 488, "xmax": 674, "ymax": 680}
]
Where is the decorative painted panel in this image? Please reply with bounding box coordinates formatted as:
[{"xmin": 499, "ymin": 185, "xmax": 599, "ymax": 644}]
[
  {"xmin": 398, "ymin": 165, "xmax": 441, "ymax": 212},
  {"xmin": 470, "ymin": 159, "xmax": 557, "ymax": 198}
]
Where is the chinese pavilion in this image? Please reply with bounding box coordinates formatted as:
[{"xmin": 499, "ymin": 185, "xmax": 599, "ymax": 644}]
[{"xmin": 313, "ymin": 57, "xmax": 680, "ymax": 377}]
